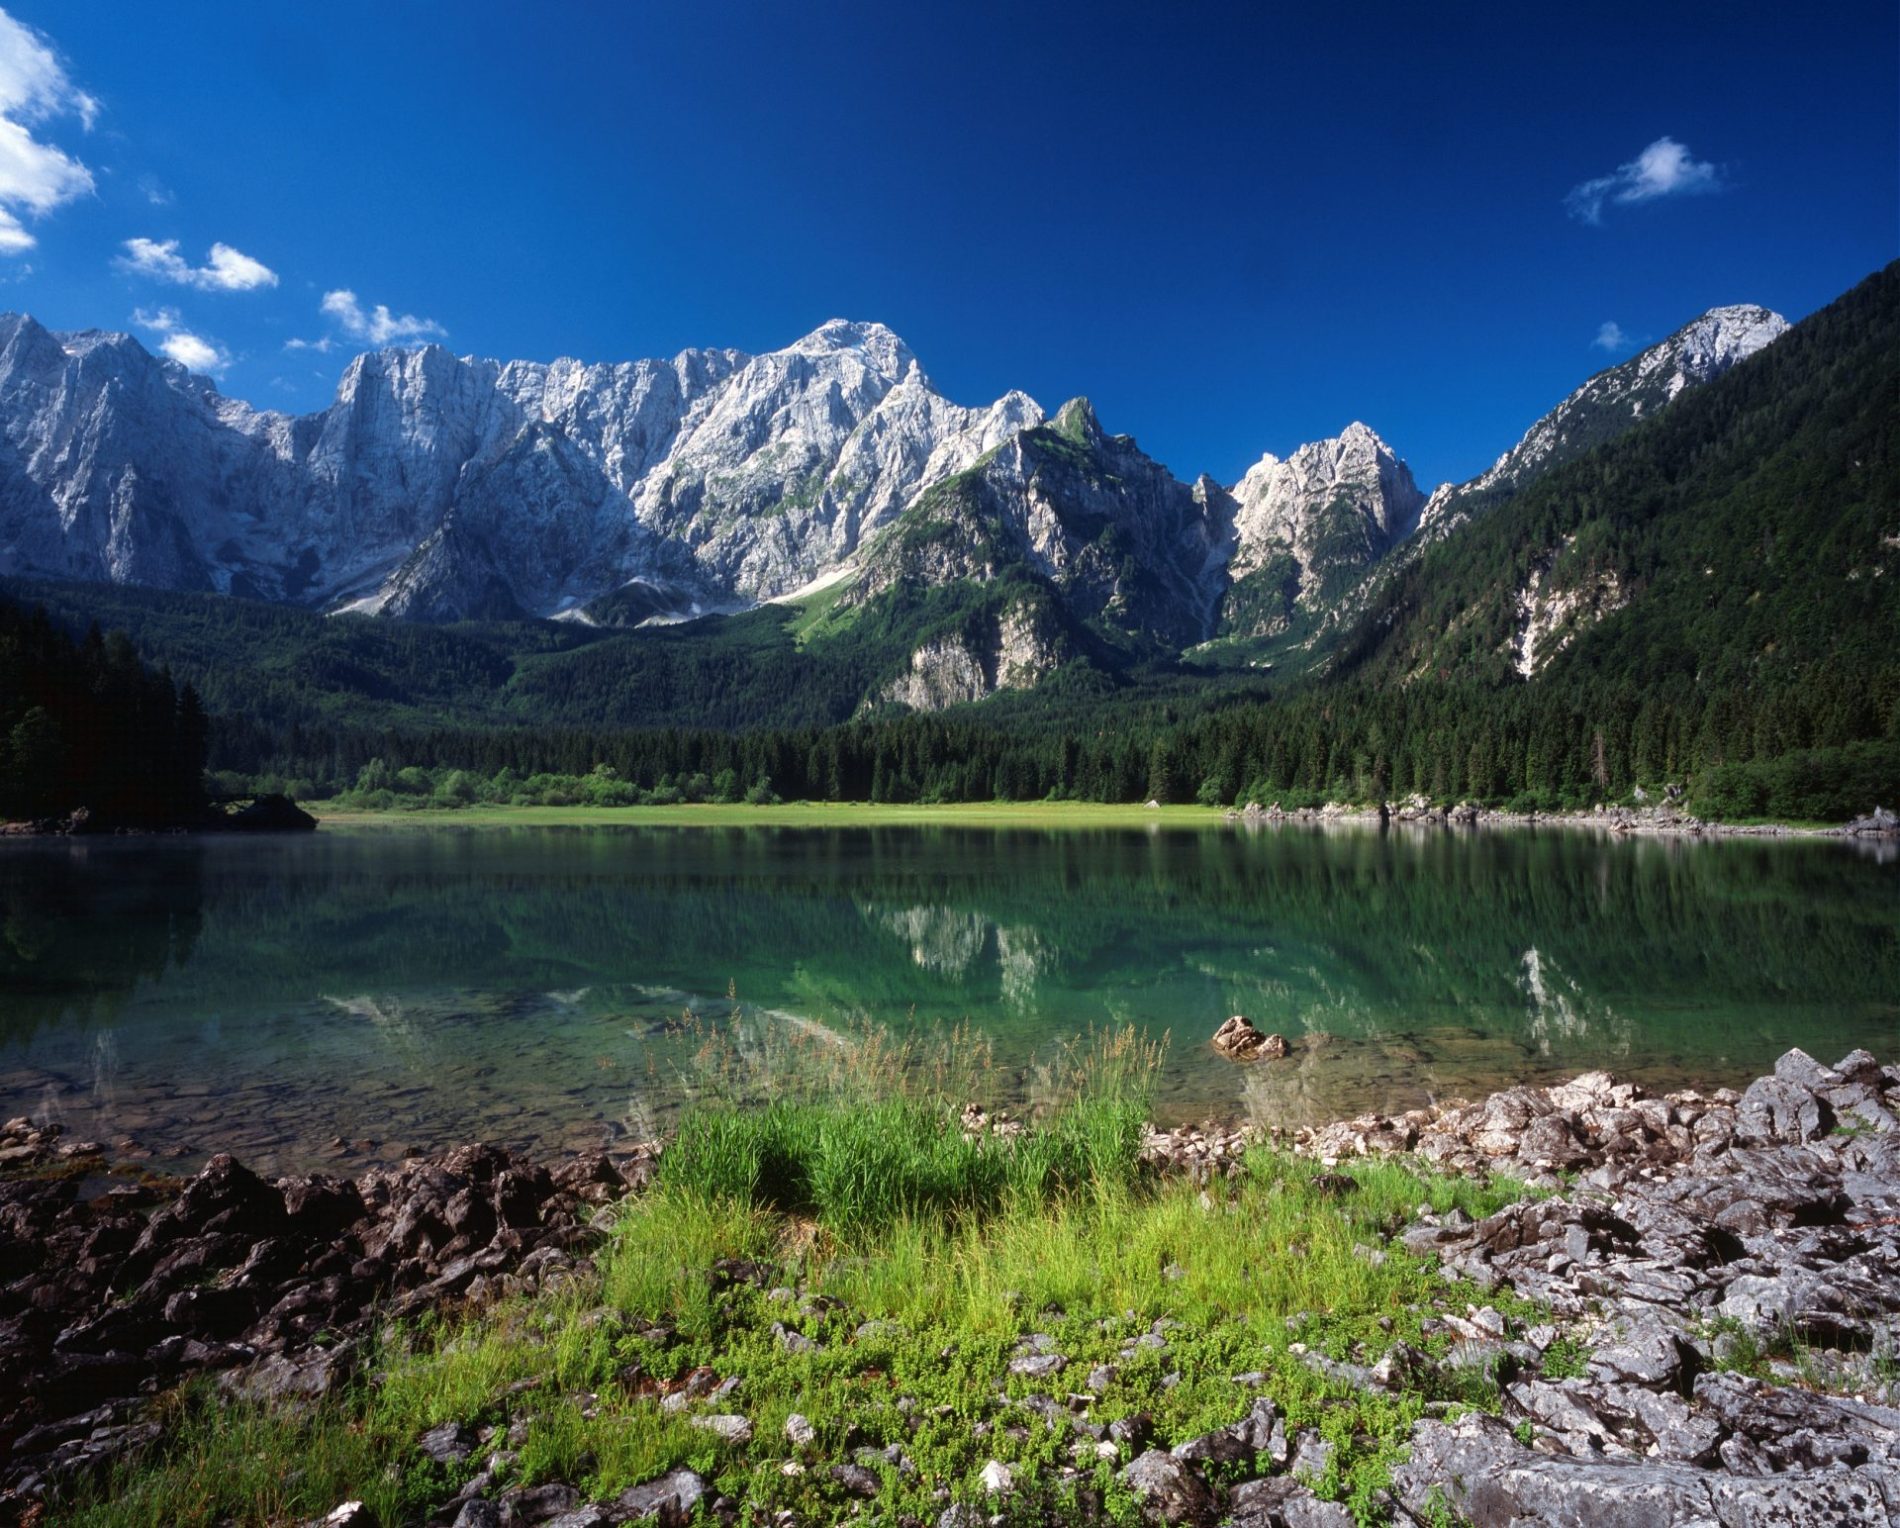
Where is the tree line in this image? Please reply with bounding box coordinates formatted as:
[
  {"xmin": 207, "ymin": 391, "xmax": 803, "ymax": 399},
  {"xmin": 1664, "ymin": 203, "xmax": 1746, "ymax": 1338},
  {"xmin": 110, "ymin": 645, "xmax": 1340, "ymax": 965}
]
[
  {"xmin": 0, "ymin": 601, "xmax": 208, "ymax": 824},
  {"xmin": 234, "ymin": 659, "xmax": 1896, "ymax": 823}
]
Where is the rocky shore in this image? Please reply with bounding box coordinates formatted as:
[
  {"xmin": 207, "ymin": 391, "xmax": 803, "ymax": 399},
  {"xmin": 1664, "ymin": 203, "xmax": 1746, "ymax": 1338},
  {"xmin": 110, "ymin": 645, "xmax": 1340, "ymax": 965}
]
[
  {"xmin": 4, "ymin": 1048, "xmax": 1898, "ymax": 1525},
  {"xmin": 0, "ymin": 1131, "xmax": 653, "ymax": 1504},
  {"xmin": 1143, "ymin": 1048, "xmax": 1900, "ymax": 1522},
  {"xmin": 1220, "ymin": 795, "xmax": 1900, "ymax": 844}
]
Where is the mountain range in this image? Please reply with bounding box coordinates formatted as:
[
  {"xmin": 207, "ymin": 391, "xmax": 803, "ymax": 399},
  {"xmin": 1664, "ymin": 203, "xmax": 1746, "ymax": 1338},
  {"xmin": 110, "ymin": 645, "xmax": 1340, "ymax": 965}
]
[
  {"xmin": 1, "ymin": 261, "xmax": 1893, "ymax": 821},
  {"xmin": 0, "ymin": 297, "xmax": 1791, "ymax": 711}
]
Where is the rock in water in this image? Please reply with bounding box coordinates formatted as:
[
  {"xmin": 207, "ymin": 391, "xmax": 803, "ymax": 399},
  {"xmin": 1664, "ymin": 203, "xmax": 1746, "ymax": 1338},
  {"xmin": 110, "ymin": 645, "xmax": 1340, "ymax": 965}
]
[
  {"xmin": 1212, "ymin": 1016, "xmax": 1288, "ymax": 1061},
  {"xmin": 224, "ymin": 793, "xmax": 318, "ymax": 832}
]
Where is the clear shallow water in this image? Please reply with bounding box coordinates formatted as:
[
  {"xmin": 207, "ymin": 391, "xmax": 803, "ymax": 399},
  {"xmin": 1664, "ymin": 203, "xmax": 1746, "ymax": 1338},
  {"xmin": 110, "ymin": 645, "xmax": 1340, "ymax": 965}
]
[{"xmin": 2, "ymin": 822, "xmax": 1895, "ymax": 1174}]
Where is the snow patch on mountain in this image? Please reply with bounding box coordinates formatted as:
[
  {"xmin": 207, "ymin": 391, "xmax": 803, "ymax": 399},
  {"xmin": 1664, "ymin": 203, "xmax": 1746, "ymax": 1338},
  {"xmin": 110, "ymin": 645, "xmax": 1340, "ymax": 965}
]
[{"xmin": 0, "ymin": 295, "xmax": 1789, "ymax": 673}]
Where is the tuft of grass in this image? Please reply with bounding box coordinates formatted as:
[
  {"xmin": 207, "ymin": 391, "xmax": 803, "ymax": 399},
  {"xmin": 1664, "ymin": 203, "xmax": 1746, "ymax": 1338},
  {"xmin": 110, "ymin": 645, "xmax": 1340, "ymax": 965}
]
[
  {"xmin": 657, "ymin": 1019, "xmax": 1160, "ymax": 1233},
  {"xmin": 659, "ymin": 1093, "xmax": 1149, "ymax": 1233},
  {"xmin": 670, "ymin": 1011, "xmax": 1162, "ymax": 1122},
  {"xmin": 57, "ymin": 1384, "xmax": 415, "ymax": 1528}
]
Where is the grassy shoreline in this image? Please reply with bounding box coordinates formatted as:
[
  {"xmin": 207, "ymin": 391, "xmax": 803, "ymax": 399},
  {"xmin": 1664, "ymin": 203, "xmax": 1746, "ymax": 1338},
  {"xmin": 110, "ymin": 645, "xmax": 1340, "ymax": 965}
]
[
  {"xmin": 40, "ymin": 1027, "xmax": 1893, "ymax": 1525},
  {"xmin": 48, "ymin": 1028, "xmax": 1552, "ymax": 1525},
  {"xmin": 302, "ymin": 800, "xmax": 1234, "ymax": 829},
  {"xmin": 298, "ymin": 799, "xmax": 1864, "ymax": 835}
]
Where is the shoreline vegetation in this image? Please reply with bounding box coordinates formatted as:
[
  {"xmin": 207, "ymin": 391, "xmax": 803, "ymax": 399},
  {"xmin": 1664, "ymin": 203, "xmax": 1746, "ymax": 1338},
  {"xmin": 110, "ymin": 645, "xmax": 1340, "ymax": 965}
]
[
  {"xmin": 4, "ymin": 1028, "xmax": 1897, "ymax": 1526},
  {"xmin": 295, "ymin": 796, "xmax": 1897, "ymax": 842},
  {"xmin": 5, "ymin": 794, "xmax": 1893, "ymax": 844}
]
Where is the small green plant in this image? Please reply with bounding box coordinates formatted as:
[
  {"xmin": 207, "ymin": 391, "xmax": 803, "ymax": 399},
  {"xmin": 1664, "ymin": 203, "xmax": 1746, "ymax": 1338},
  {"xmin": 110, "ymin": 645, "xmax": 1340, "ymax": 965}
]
[
  {"xmin": 1418, "ymin": 1482, "xmax": 1468, "ymax": 1527},
  {"xmin": 1540, "ymin": 1334, "xmax": 1591, "ymax": 1379}
]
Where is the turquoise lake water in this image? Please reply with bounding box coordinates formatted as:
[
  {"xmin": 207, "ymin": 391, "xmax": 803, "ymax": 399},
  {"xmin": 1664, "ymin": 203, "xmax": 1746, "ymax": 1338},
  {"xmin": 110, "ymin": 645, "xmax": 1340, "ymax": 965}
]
[{"xmin": 2, "ymin": 822, "xmax": 1894, "ymax": 1173}]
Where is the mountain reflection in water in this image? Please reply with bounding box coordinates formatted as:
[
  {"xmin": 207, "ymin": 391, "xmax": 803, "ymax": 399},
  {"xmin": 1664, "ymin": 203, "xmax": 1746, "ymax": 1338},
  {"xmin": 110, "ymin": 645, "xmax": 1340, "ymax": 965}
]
[{"xmin": 1, "ymin": 823, "xmax": 1893, "ymax": 1174}]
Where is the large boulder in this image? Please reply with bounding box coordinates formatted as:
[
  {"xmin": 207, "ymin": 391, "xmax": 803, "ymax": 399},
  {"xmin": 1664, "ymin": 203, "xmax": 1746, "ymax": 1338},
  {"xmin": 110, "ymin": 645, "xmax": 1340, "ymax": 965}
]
[
  {"xmin": 224, "ymin": 794, "xmax": 318, "ymax": 832},
  {"xmin": 1120, "ymin": 1449, "xmax": 1218, "ymax": 1525},
  {"xmin": 612, "ymin": 1469, "xmax": 708, "ymax": 1527},
  {"xmin": 1734, "ymin": 1051, "xmax": 1838, "ymax": 1144}
]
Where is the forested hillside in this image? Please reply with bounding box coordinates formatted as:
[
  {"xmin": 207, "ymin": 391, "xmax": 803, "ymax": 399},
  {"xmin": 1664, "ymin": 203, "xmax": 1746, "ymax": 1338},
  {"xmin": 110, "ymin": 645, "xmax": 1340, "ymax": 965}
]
[
  {"xmin": 0, "ymin": 567, "xmax": 1239, "ymax": 748},
  {"xmin": 1338, "ymin": 262, "xmax": 1898, "ymax": 693}
]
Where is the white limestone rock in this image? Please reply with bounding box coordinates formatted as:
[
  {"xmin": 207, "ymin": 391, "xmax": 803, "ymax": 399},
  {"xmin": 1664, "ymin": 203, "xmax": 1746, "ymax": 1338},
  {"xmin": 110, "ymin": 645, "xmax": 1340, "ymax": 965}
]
[
  {"xmin": 1225, "ymin": 422, "xmax": 1425, "ymax": 615},
  {"xmin": 854, "ymin": 398, "xmax": 1228, "ymax": 652},
  {"xmin": 0, "ymin": 313, "xmax": 1043, "ymax": 624}
]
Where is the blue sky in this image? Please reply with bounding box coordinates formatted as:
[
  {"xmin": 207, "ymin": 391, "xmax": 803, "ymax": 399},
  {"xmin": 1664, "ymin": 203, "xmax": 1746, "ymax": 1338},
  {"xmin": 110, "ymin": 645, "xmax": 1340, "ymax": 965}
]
[{"xmin": 1, "ymin": 0, "xmax": 1893, "ymax": 490}]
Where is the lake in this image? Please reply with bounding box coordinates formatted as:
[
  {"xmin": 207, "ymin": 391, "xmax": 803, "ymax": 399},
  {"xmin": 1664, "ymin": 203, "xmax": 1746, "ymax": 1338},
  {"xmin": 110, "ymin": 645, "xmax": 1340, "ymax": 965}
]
[{"xmin": 2, "ymin": 821, "xmax": 1894, "ymax": 1174}]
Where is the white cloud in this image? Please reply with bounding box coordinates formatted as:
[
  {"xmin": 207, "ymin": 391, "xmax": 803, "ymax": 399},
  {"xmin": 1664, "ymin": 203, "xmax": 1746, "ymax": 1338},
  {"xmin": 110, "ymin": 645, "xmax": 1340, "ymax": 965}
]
[
  {"xmin": 119, "ymin": 236, "xmax": 278, "ymax": 291},
  {"xmin": 283, "ymin": 333, "xmax": 334, "ymax": 354},
  {"xmin": 318, "ymin": 287, "xmax": 445, "ymax": 346},
  {"xmin": 1592, "ymin": 320, "xmax": 1632, "ymax": 352},
  {"xmin": 158, "ymin": 330, "xmax": 229, "ymax": 375},
  {"xmin": 0, "ymin": 9, "xmax": 98, "ymax": 254},
  {"xmin": 1566, "ymin": 136, "xmax": 1723, "ymax": 224},
  {"xmin": 133, "ymin": 305, "xmax": 231, "ymax": 376}
]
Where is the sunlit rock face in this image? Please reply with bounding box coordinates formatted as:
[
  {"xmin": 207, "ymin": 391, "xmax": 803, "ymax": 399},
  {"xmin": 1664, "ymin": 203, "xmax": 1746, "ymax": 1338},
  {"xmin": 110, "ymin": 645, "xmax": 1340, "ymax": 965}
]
[
  {"xmin": 852, "ymin": 397, "xmax": 1231, "ymax": 652},
  {"xmin": 0, "ymin": 314, "xmax": 1042, "ymax": 622},
  {"xmin": 1218, "ymin": 422, "xmax": 1425, "ymax": 637}
]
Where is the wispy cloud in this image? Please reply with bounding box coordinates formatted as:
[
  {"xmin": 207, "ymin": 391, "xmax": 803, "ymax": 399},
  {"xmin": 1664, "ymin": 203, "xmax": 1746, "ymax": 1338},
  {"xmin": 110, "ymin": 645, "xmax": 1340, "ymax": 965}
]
[
  {"xmin": 118, "ymin": 236, "xmax": 278, "ymax": 292},
  {"xmin": 283, "ymin": 333, "xmax": 333, "ymax": 354},
  {"xmin": 317, "ymin": 288, "xmax": 445, "ymax": 346},
  {"xmin": 0, "ymin": 9, "xmax": 99, "ymax": 254},
  {"xmin": 1566, "ymin": 136, "xmax": 1723, "ymax": 224},
  {"xmin": 1592, "ymin": 320, "xmax": 1633, "ymax": 353},
  {"xmin": 133, "ymin": 305, "xmax": 231, "ymax": 376}
]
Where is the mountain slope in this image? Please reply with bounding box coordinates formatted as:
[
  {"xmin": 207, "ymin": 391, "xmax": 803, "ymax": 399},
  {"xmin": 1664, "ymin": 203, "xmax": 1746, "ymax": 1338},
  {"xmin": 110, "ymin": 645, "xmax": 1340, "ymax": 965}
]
[
  {"xmin": 1190, "ymin": 303, "xmax": 1794, "ymax": 682},
  {"xmin": 1211, "ymin": 422, "xmax": 1425, "ymax": 652},
  {"xmin": 1335, "ymin": 263, "xmax": 1898, "ymax": 693}
]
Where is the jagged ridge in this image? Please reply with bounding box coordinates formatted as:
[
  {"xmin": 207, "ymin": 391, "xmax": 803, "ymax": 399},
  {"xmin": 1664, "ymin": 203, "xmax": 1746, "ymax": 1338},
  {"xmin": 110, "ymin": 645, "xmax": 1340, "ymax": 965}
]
[{"xmin": 0, "ymin": 299, "xmax": 1790, "ymax": 708}]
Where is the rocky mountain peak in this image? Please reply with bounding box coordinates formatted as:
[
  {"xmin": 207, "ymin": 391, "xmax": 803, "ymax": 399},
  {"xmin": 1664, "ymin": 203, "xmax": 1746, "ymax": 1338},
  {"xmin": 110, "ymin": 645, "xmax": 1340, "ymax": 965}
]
[
  {"xmin": 1637, "ymin": 304, "xmax": 1789, "ymax": 400},
  {"xmin": 1052, "ymin": 396, "xmax": 1103, "ymax": 443},
  {"xmin": 794, "ymin": 318, "xmax": 915, "ymax": 379},
  {"xmin": 5, "ymin": 315, "xmax": 151, "ymax": 377},
  {"xmin": 0, "ymin": 288, "xmax": 1802, "ymax": 660},
  {"xmin": 1222, "ymin": 423, "xmax": 1425, "ymax": 625}
]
